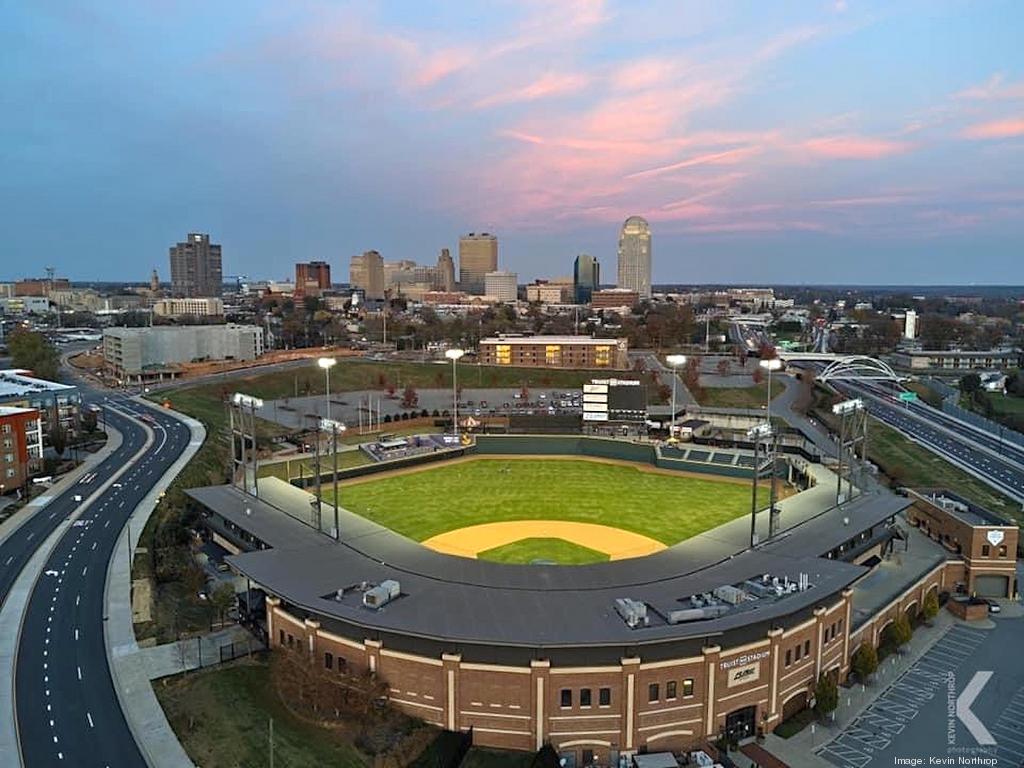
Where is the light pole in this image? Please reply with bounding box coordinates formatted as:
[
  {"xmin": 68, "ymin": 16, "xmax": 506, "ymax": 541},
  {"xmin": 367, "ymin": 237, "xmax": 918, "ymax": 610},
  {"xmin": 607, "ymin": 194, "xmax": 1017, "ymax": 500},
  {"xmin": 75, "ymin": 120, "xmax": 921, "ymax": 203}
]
[
  {"xmin": 320, "ymin": 418, "xmax": 346, "ymax": 542},
  {"xmin": 317, "ymin": 357, "xmax": 337, "ymax": 421},
  {"xmin": 759, "ymin": 358, "xmax": 782, "ymax": 423},
  {"xmin": 666, "ymin": 354, "xmax": 687, "ymax": 437},
  {"xmin": 746, "ymin": 422, "xmax": 773, "ymax": 547},
  {"xmin": 445, "ymin": 348, "xmax": 465, "ymax": 437}
]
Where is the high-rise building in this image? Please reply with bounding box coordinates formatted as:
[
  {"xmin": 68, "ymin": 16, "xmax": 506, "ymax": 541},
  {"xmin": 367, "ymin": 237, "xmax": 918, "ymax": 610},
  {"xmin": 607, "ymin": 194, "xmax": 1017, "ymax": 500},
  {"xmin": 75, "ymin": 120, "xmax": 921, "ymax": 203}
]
[
  {"xmin": 436, "ymin": 248, "xmax": 456, "ymax": 292},
  {"xmin": 485, "ymin": 270, "xmax": 518, "ymax": 303},
  {"xmin": 349, "ymin": 250, "xmax": 385, "ymax": 300},
  {"xmin": 616, "ymin": 216, "xmax": 651, "ymax": 299},
  {"xmin": 573, "ymin": 254, "xmax": 600, "ymax": 304},
  {"xmin": 459, "ymin": 232, "xmax": 498, "ymax": 294},
  {"xmin": 295, "ymin": 261, "xmax": 332, "ymax": 298},
  {"xmin": 904, "ymin": 309, "xmax": 918, "ymax": 340},
  {"xmin": 169, "ymin": 233, "xmax": 223, "ymax": 297},
  {"xmin": 149, "ymin": 269, "xmax": 160, "ymax": 294}
]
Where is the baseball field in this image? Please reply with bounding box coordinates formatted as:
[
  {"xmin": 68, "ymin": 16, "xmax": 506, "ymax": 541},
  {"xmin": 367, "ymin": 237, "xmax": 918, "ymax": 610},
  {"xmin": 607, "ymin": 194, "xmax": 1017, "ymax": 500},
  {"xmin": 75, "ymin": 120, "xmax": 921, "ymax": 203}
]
[{"xmin": 326, "ymin": 457, "xmax": 765, "ymax": 565}]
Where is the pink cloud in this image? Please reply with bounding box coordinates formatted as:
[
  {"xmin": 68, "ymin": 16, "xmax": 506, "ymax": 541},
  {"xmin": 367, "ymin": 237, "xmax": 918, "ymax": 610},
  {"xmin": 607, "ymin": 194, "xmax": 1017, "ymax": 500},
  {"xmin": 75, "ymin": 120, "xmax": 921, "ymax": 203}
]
[
  {"xmin": 954, "ymin": 73, "xmax": 1024, "ymax": 101},
  {"xmin": 473, "ymin": 72, "xmax": 590, "ymax": 109},
  {"xmin": 961, "ymin": 117, "xmax": 1024, "ymax": 140},
  {"xmin": 627, "ymin": 146, "xmax": 762, "ymax": 180},
  {"xmin": 803, "ymin": 135, "xmax": 913, "ymax": 159}
]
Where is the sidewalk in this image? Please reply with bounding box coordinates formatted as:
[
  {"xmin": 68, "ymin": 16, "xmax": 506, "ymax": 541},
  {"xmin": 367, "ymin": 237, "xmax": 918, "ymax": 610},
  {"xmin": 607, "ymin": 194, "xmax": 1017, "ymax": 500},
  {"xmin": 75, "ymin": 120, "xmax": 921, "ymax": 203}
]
[
  {"xmin": 104, "ymin": 400, "xmax": 205, "ymax": 768},
  {"xmin": 760, "ymin": 610, "xmax": 966, "ymax": 768},
  {"xmin": 120, "ymin": 625, "xmax": 259, "ymax": 681}
]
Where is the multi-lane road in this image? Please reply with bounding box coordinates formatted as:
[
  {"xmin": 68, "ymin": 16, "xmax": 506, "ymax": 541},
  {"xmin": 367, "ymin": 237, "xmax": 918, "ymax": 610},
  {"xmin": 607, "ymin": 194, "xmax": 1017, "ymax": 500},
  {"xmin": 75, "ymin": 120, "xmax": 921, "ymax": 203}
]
[
  {"xmin": 838, "ymin": 380, "xmax": 1024, "ymax": 503},
  {"xmin": 0, "ymin": 385, "xmax": 191, "ymax": 767}
]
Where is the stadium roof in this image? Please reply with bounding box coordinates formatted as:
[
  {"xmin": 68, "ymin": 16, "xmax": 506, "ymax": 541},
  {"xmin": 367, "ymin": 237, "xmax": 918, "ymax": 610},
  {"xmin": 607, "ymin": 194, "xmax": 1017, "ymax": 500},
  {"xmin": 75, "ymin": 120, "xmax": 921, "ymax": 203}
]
[{"xmin": 189, "ymin": 480, "xmax": 909, "ymax": 648}]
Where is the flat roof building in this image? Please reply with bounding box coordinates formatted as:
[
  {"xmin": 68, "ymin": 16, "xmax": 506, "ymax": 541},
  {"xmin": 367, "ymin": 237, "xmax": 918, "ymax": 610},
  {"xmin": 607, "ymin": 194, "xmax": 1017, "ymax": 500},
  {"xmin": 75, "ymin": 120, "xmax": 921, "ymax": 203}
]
[
  {"xmin": 484, "ymin": 270, "xmax": 518, "ymax": 303},
  {"xmin": 349, "ymin": 251, "xmax": 385, "ymax": 300},
  {"xmin": 479, "ymin": 335, "xmax": 629, "ymax": 370},
  {"xmin": 0, "ymin": 369, "xmax": 80, "ymax": 439},
  {"xmin": 0, "ymin": 405, "xmax": 43, "ymax": 493},
  {"xmin": 592, "ymin": 288, "xmax": 639, "ymax": 311},
  {"xmin": 892, "ymin": 348, "xmax": 1020, "ymax": 371},
  {"xmin": 152, "ymin": 297, "xmax": 224, "ymax": 317},
  {"xmin": 459, "ymin": 233, "xmax": 498, "ymax": 294},
  {"xmin": 169, "ymin": 232, "xmax": 222, "ymax": 298},
  {"xmin": 103, "ymin": 324, "xmax": 264, "ymax": 384}
]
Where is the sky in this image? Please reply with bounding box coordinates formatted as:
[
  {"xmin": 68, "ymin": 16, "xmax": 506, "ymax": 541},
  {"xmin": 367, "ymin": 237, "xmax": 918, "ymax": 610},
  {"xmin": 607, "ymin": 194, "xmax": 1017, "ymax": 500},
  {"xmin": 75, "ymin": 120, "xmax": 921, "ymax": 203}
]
[{"xmin": 2, "ymin": 1, "xmax": 1023, "ymax": 285}]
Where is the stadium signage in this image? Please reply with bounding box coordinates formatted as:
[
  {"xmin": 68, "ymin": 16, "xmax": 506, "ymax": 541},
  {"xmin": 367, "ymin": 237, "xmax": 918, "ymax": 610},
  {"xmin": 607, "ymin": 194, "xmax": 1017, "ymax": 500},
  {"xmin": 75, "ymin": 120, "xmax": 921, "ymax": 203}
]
[
  {"xmin": 590, "ymin": 379, "xmax": 640, "ymax": 387},
  {"xmin": 720, "ymin": 650, "xmax": 770, "ymax": 669},
  {"xmin": 725, "ymin": 662, "xmax": 761, "ymax": 687},
  {"xmin": 986, "ymin": 530, "xmax": 1005, "ymax": 546}
]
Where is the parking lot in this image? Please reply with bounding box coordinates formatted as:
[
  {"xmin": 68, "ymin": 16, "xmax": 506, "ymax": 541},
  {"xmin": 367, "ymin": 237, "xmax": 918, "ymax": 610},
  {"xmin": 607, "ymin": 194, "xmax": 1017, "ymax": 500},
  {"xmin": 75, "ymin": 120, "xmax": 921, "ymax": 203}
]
[{"xmin": 818, "ymin": 615, "xmax": 1024, "ymax": 768}]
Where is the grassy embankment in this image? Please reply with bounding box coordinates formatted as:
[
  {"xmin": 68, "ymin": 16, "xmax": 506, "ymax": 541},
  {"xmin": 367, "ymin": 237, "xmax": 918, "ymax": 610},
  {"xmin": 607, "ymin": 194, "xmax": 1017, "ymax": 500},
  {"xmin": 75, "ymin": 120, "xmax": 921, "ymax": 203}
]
[{"xmin": 695, "ymin": 379, "xmax": 784, "ymax": 409}]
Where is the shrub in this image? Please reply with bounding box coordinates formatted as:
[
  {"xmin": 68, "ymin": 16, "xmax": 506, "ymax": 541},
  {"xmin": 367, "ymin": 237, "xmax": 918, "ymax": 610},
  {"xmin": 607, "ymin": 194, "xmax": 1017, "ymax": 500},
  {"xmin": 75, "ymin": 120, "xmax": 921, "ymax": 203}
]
[
  {"xmin": 851, "ymin": 643, "xmax": 878, "ymax": 682},
  {"xmin": 815, "ymin": 672, "xmax": 838, "ymax": 718}
]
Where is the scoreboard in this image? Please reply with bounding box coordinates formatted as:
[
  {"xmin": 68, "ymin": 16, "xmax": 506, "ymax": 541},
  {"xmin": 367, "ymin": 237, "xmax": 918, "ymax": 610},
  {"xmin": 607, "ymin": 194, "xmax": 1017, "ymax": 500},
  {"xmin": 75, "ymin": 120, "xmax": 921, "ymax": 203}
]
[{"xmin": 582, "ymin": 379, "xmax": 648, "ymax": 423}]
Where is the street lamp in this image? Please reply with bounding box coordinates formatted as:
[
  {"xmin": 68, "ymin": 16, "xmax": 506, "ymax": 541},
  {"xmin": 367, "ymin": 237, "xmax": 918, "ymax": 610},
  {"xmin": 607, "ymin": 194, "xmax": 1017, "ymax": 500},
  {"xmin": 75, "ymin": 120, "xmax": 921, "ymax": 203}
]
[
  {"xmin": 320, "ymin": 417, "xmax": 347, "ymax": 542},
  {"xmin": 759, "ymin": 358, "xmax": 783, "ymax": 422},
  {"xmin": 445, "ymin": 348, "xmax": 465, "ymax": 437},
  {"xmin": 317, "ymin": 357, "xmax": 337, "ymax": 420},
  {"xmin": 666, "ymin": 354, "xmax": 687, "ymax": 437}
]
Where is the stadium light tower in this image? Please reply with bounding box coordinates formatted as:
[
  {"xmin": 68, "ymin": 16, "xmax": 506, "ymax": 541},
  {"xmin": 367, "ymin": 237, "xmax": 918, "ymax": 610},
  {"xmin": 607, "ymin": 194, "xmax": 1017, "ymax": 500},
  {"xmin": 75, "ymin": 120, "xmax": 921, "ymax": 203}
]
[
  {"xmin": 666, "ymin": 354, "xmax": 687, "ymax": 437},
  {"xmin": 320, "ymin": 417, "xmax": 347, "ymax": 542},
  {"xmin": 832, "ymin": 397, "xmax": 866, "ymax": 505},
  {"xmin": 230, "ymin": 393, "xmax": 264, "ymax": 497},
  {"xmin": 759, "ymin": 358, "xmax": 783, "ymax": 422},
  {"xmin": 746, "ymin": 422, "xmax": 773, "ymax": 547},
  {"xmin": 445, "ymin": 348, "xmax": 465, "ymax": 437},
  {"xmin": 318, "ymin": 357, "xmax": 337, "ymax": 420}
]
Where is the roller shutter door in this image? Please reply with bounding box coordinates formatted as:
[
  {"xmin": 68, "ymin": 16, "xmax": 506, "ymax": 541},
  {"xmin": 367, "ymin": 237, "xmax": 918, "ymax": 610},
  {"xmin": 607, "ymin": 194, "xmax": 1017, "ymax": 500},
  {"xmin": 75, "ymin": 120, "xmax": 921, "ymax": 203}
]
[{"xmin": 973, "ymin": 574, "xmax": 1009, "ymax": 598}]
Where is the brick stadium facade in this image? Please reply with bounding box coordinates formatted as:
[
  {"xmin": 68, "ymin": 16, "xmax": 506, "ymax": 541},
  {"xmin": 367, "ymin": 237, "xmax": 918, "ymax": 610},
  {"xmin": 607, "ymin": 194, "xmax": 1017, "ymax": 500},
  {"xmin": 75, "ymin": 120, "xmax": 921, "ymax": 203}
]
[{"xmin": 265, "ymin": 561, "xmax": 964, "ymax": 761}]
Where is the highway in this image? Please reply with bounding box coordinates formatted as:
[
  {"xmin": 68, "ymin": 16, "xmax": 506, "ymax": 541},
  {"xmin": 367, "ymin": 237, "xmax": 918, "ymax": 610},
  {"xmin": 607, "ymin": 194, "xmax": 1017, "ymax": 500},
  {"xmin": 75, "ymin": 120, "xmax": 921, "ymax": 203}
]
[
  {"xmin": 8, "ymin": 394, "xmax": 191, "ymax": 767},
  {"xmin": 838, "ymin": 380, "xmax": 1024, "ymax": 503}
]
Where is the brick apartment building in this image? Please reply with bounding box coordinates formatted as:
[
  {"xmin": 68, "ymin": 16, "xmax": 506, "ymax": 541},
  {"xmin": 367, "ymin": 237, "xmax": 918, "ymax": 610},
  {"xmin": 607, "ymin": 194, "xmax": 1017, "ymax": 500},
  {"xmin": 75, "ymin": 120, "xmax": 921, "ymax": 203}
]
[
  {"xmin": 478, "ymin": 336, "xmax": 630, "ymax": 370},
  {"xmin": 0, "ymin": 406, "xmax": 44, "ymax": 493}
]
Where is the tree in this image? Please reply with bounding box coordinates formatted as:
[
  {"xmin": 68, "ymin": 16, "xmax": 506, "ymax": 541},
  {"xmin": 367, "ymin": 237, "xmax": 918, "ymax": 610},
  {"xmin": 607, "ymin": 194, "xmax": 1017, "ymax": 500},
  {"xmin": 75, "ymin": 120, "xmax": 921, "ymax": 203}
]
[
  {"xmin": 922, "ymin": 591, "xmax": 940, "ymax": 622},
  {"xmin": 850, "ymin": 643, "xmax": 878, "ymax": 682},
  {"xmin": 814, "ymin": 672, "xmax": 839, "ymax": 719},
  {"xmin": 959, "ymin": 373, "xmax": 981, "ymax": 395},
  {"xmin": 48, "ymin": 418, "xmax": 67, "ymax": 457},
  {"xmin": 716, "ymin": 359, "xmax": 730, "ymax": 377},
  {"xmin": 8, "ymin": 329, "xmax": 60, "ymax": 381},
  {"xmin": 682, "ymin": 357, "xmax": 702, "ymax": 398},
  {"xmin": 400, "ymin": 384, "xmax": 418, "ymax": 409},
  {"xmin": 794, "ymin": 370, "xmax": 817, "ymax": 415},
  {"xmin": 385, "ymin": 382, "xmax": 397, "ymax": 398},
  {"xmin": 882, "ymin": 613, "xmax": 913, "ymax": 650},
  {"xmin": 210, "ymin": 582, "xmax": 236, "ymax": 628},
  {"xmin": 752, "ymin": 366, "xmax": 764, "ymax": 385}
]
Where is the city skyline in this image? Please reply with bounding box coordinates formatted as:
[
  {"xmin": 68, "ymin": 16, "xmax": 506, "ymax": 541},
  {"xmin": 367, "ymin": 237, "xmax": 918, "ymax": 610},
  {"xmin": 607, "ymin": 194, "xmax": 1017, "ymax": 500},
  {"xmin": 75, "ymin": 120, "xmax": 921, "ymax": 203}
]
[{"xmin": 2, "ymin": 1, "xmax": 1023, "ymax": 284}]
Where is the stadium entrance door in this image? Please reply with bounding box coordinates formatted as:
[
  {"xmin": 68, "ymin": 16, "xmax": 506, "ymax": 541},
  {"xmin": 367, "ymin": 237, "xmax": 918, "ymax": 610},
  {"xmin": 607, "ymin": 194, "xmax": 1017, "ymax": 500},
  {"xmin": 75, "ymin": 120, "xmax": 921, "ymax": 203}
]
[{"xmin": 725, "ymin": 705, "xmax": 755, "ymax": 741}]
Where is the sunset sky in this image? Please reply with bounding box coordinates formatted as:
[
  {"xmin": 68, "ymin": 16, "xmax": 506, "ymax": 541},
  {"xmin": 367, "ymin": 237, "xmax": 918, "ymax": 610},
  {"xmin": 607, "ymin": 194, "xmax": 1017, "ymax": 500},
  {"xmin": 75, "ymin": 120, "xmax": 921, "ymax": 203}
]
[{"xmin": 2, "ymin": 1, "xmax": 1022, "ymax": 284}]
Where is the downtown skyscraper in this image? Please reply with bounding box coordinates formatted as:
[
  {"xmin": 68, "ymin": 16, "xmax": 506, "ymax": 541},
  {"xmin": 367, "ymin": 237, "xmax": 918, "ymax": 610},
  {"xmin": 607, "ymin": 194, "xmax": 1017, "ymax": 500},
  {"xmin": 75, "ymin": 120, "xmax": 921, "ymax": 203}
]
[
  {"xmin": 573, "ymin": 254, "xmax": 600, "ymax": 304},
  {"xmin": 169, "ymin": 233, "xmax": 222, "ymax": 297},
  {"xmin": 616, "ymin": 216, "xmax": 651, "ymax": 299}
]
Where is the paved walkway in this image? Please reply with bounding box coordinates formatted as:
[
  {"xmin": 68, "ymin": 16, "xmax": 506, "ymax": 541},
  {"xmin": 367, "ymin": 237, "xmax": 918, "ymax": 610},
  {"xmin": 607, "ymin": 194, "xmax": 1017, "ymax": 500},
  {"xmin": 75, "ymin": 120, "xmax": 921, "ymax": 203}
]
[
  {"xmin": 122, "ymin": 625, "xmax": 258, "ymax": 681},
  {"xmin": 104, "ymin": 400, "xmax": 205, "ymax": 768},
  {"xmin": 759, "ymin": 610, "xmax": 967, "ymax": 768}
]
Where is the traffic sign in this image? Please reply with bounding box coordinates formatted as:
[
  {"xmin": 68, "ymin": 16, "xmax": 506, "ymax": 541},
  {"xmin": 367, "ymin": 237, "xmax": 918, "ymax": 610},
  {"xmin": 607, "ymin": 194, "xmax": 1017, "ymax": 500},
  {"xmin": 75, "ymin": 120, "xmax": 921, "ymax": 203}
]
[{"xmin": 898, "ymin": 391, "xmax": 918, "ymax": 403}]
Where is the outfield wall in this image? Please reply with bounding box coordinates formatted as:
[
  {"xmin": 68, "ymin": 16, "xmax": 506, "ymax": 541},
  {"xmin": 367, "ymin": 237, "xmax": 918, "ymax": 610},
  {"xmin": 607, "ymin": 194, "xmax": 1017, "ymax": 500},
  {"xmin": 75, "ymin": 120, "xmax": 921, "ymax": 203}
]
[{"xmin": 290, "ymin": 434, "xmax": 764, "ymax": 489}]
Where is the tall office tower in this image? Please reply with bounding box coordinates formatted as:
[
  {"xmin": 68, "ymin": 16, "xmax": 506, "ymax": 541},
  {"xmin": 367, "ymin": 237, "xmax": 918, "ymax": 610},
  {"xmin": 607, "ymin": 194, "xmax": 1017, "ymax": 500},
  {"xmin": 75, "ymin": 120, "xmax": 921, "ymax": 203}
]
[
  {"xmin": 573, "ymin": 254, "xmax": 600, "ymax": 304},
  {"xmin": 616, "ymin": 216, "xmax": 652, "ymax": 299},
  {"xmin": 484, "ymin": 270, "xmax": 518, "ymax": 303},
  {"xmin": 349, "ymin": 250, "xmax": 385, "ymax": 300},
  {"xmin": 436, "ymin": 248, "xmax": 456, "ymax": 292},
  {"xmin": 169, "ymin": 233, "xmax": 223, "ymax": 297},
  {"xmin": 458, "ymin": 232, "xmax": 498, "ymax": 294},
  {"xmin": 294, "ymin": 261, "xmax": 332, "ymax": 297}
]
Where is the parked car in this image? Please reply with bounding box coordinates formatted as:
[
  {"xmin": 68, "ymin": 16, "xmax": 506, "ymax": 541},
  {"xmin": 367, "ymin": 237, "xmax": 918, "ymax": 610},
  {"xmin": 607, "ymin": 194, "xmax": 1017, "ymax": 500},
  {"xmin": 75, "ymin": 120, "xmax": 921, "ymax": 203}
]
[{"xmin": 985, "ymin": 599, "xmax": 1001, "ymax": 614}]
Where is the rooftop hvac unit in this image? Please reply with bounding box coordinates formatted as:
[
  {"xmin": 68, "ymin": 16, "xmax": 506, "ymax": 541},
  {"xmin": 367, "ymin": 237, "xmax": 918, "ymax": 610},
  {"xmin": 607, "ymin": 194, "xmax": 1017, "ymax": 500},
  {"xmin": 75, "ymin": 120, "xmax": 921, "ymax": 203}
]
[
  {"xmin": 614, "ymin": 598, "xmax": 649, "ymax": 628},
  {"xmin": 363, "ymin": 579, "xmax": 401, "ymax": 609},
  {"xmin": 712, "ymin": 585, "xmax": 747, "ymax": 605},
  {"xmin": 667, "ymin": 605, "xmax": 730, "ymax": 624}
]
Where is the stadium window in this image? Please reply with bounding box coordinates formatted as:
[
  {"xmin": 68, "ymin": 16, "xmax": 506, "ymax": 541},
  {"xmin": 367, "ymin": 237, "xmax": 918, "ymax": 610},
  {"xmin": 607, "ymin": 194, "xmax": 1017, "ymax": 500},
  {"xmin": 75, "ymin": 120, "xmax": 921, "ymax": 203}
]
[
  {"xmin": 599, "ymin": 688, "xmax": 611, "ymax": 706},
  {"xmin": 804, "ymin": 640, "xmax": 811, "ymax": 657},
  {"xmin": 785, "ymin": 649, "xmax": 792, "ymax": 667},
  {"xmin": 982, "ymin": 545, "xmax": 990, "ymax": 557},
  {"xmin": 648, "ymin": 683, "xmax": 659, "ymax": 703},
  {"xmin": 580, "ymin": 688, "xmax": 592, "ymax": 707},
  {"xmin": 582, "ymin": 750, "xmax": 595, "ymax": 766},
  {"xmin": 560, "ymin": 689, "xmax": 572, "ymax": 708},
  {"xmin": 278, "ymin": 629, "xmax": 285, "ymax": 646},
  {"xmin": 1000, "ymin": 545, "xmax": 1008, "ymax": 557},
  {"xmin": 794, "ymin": 645, "xmax": 801, "ymax": 662},
  {"xmin": 683, "ymin": 678, "xmax": 694, "ymax": 697},
  {"xmin": 324, "ymin": 652, "xmax": 333, "ymax": 670},
  {"xmin": 666, "ymin": 681, "xmax": 677, "ymax": 700}
]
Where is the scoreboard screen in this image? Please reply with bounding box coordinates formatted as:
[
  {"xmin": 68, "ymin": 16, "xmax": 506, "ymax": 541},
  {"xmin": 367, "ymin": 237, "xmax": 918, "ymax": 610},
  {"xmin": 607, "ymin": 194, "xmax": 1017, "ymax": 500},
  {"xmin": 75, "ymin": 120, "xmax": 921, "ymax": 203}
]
[{"xmin": 585, "ymin": 378, "xmax": 648, "ymax": 422}]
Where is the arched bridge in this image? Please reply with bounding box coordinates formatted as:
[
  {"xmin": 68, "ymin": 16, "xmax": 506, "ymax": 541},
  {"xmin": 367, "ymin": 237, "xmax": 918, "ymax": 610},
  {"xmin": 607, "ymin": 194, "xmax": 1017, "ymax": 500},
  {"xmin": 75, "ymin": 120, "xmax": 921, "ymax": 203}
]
[{"xmin": 776, "ymin": 352, "xmax": 902, "ymax": 382}]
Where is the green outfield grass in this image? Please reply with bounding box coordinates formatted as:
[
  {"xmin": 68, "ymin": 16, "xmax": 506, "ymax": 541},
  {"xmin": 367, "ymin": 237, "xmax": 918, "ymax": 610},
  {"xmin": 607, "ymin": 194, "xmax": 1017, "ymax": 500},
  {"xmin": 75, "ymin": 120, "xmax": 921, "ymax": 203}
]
[
  {"xmin": 327, "ymin": 458, "xmax": 756, "ymax": 549},
  {"xmin": 479, "ymin": 537, "xmax": 611, "ymax": 565}
]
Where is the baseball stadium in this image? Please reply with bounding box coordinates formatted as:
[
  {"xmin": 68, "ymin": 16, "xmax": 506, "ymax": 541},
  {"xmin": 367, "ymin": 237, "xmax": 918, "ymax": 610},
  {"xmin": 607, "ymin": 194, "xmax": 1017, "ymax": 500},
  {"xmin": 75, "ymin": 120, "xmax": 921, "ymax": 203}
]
[{"xmin": 188, "ymin": 434, "xmax": 1018, "ymax": 766}]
